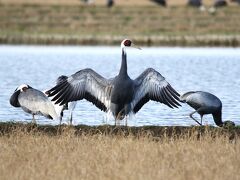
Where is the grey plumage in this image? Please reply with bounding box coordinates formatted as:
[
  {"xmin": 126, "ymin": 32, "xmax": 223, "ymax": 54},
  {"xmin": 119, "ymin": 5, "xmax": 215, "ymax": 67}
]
[
  {"xmin": 107, "ymin": 0, "xmax": 114, "ymax": 7},
  {"xmin": 10, "ymin": 84, "xmax": 59, "ymax": 122},
  {"xmin": 56, "ymin": 75, "xmax": 77, "ymax": 124},
  {"xmin": 44, "ymin": 75, "xmax": 77, "ymax": 125},
  {"xmin": 213, "ymin": 0, "xmax": 227, "ymax": 7},
  {"xmin": 150, "ymin": 0, "xmax": 167, "ymax": 6},
  {"xmin": 231, "ymin": 0, "xmax": 240, "ymax": 5},
  {"xmin": 47, "ymin": 39, "xmax": 181, "ymax": 121},
  {"xmin": 56, "ymin": 75, "xmax": 68, "ymax": 85},
  {"xmin": 180, "ymin": 91, "xmax": 235, "ymax": 127},
  {"xmin": 188, "ymin": 0, "xmax": 202, "ymax": 7}
]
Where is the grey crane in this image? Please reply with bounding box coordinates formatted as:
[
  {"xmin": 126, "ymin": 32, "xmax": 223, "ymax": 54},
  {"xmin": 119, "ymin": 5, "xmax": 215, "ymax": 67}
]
[
  {"xmin": 47, "ymin": 39, "xmax": 181, "ymax": 123},
  {"xmin": 231, "ymin": 0, "xmax": 240, "ymax": 5},
  {"xmin": 10, "ymin": 84, "xmax": 59, "ymax": 123},
  {"xmin": 180, "ymin": 91, "xmax": 235, "ymax": 127},
  {"xmin": 187, "ymin": 0, "xmax": 202, "ymax": 7},
  {"xmin": 107, "ymin": 0, "xmax": 114, "ymax": 7},
  {"xmin": 213, "ymin": 0, "xmax": 227, "ymax": 7},
  {"xmin": 150, "ymin": 0, "xmax": 167, "ymax": 7}
]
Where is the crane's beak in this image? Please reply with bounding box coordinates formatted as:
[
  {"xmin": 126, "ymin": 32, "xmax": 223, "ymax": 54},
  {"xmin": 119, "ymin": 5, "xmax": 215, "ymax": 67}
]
[{"xmin": 132, "ymin": 43, "xmax": 142, "ymax": 50}]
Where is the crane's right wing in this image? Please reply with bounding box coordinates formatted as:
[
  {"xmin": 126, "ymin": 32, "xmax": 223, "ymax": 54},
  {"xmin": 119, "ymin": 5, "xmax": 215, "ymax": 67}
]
[
  {"xmin": 132, "ymin": 68, "xmax": 181, "ymax": 113},
  {"xmin": 47, "ymin": 68, "xmax": 113, "ymax": 112}
]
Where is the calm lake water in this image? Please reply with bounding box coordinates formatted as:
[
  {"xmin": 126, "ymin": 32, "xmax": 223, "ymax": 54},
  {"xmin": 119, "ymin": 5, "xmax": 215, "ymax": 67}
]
[{"xmin": 0, "ymin": 45, "xmax": 239, "ymax": 126}]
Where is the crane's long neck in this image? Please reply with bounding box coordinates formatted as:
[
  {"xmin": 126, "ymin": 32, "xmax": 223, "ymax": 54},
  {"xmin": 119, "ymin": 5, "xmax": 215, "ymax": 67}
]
[
  {"xmin": 119, "ymin": 48, "xmax": 128, "ymax": 76},
  {"xmin": 213, "ymin": 110, "xmax": 223, "ymax": 127}
]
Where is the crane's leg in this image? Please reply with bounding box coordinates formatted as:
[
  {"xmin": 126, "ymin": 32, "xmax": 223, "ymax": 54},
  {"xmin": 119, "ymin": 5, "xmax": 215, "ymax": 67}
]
[
  {"xmin": 69, "ymin": 111, "xmax": 73, "ymax": 125},
  {"xmin": 189, "ymin": 111, "xmax": 202, "ymax": 126},
  {"xmin": 32, "ymin": 114, "xmax": 36, "ymax": 124},
  {"xmin": 200, "ymin": 115, "xmax": 203, "ymax": 125},
  {"xmin": 114, "ymin": 118, "xmax": 121, "ymax": 126},
  {"xmin": 124, "ymin": 104, "xmax": 131, "ymax": 127},
  {"xmin": 116, "ymin": 108, "xmax": 125, "ymax": 121},
  {"xmin": 110, "ymin": 103, "xmax": 121, "ymax": 126},
  {"xmin": 125, "ymin": 116, "xmax": 128, "ymax": 126},
  {"xmin": 59, "ymin": 117, "xmax": 62, "ymax": 126},
  {"xmin": 59, "ymin": 111, "xmax": 63, "ymax": 125}
]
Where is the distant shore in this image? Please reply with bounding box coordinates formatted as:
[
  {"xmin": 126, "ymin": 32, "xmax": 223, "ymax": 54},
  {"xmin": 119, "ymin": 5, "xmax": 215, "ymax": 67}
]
[
  {"xmin": 1, "ymin": 34, "xmax": 240, "ymax": 46},
  {"xmin": 0, "ymin": 4, "xmax": 240, "ymax": 46}
]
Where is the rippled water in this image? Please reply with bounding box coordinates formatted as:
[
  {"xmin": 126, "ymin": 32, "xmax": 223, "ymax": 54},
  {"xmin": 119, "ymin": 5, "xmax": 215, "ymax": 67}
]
[{"xmin": 0, "ymin": 45, "xmax": 239, "ymax": 126}]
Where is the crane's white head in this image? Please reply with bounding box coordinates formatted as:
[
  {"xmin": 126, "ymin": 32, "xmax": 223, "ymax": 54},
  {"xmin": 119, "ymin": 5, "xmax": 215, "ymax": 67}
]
[
  {"xmin": 121, "ymin": 39, "xmax": 141, "ymax": 50},
  {"xmin": 16, "ymin": 84, "xmax": 31, "ymax": 92}
]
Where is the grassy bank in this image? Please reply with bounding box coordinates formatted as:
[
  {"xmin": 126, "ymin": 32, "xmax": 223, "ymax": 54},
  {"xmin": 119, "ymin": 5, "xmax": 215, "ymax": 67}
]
[
  {"xmin": 0, "ymin": 4, "xmax": 240, "ymax": 46},
  {"xmin": 0, "ymin": 122, "xmax": 239, "ymax": 138},
  {"xmin": 0, "ymin": 122, "xmax": 239, "ymax": 180}
]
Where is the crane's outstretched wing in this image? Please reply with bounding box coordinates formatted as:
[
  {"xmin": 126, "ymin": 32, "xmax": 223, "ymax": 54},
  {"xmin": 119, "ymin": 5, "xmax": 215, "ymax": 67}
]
[
  {"xmin": 132, "ymin": 68, "xmax": 181, "ymax": 113},
  {"xmin": 47, "ymin": 68, "xmax": 112, "ymax": 112}
]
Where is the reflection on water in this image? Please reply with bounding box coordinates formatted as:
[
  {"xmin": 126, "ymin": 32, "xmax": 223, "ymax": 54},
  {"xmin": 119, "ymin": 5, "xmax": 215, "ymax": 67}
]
[{"xmin": 0, "ymin": 45, "xmax": 239, "ymax": 126}]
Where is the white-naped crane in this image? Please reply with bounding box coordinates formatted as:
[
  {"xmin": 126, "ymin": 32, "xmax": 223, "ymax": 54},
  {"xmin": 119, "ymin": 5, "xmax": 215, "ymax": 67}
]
[
  {"xmin": 150, "ymin": 0, "xmax": 167, "ymax": 7},
  {"xmin": 180, "ymin": 91, "xmax": 235, "ymax": 127},
  {"xmin": 10, "ymin": 84, "xmax": 59, "ymax": 123},
  {"xmin": 47, "ymin": 39, "xmax": 181, "ymax": 124}
]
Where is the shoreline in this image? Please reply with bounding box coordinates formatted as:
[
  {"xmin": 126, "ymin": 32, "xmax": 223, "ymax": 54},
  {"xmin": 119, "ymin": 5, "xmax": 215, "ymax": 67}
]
[
  {"xmin": 0, "ymin": 122, "xmax": 238, "ymax": 138},
  {"xmin": 1, "ymin": 35, "xmax": 240, "ymax": 47}
]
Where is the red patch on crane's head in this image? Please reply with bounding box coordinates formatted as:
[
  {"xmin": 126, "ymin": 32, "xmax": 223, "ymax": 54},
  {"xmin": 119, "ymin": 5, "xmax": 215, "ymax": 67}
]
[{"xmin": 123, "ymin": 39, "xmax": 132, "ymax": 47}]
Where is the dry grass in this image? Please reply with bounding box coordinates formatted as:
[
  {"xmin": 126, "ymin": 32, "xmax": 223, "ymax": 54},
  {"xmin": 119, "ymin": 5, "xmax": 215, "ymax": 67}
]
[{"xmin": 0, "ymin": 123, "xmax": 239, "ymax": 180}]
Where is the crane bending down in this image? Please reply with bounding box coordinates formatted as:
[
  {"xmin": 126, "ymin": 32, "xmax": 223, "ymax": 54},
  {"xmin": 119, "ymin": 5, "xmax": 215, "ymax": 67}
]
[
  {"xmin": 47, "ymin": 39, "xmax": 181, "ymax": 122},
  {"xmin": 10, "ymin": 84, "xmax": 59, "ymax": 123},
  {"xmin": 180, "ymin": 91, "xmax": 235, "ymax": 127}
]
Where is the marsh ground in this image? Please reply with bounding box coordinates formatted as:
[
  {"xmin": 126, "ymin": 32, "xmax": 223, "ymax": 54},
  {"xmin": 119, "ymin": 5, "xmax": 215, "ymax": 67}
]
[{"xmin": 0, "ymin": 123, "xmax": 239, "ymax": 180}]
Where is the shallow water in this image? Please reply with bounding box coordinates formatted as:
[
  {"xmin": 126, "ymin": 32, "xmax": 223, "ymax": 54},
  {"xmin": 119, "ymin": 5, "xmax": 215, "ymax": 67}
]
[{"xmin": 0, "ymin": 45, "xmax": 239, "ymax": 126}]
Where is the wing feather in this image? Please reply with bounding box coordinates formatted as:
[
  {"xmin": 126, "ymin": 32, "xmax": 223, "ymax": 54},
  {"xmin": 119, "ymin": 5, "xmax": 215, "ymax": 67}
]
[
  {"xmin": 47, "ymin": 68, "xmax": 112, "ymax": 112},
  {"xmin": 132, "ymin": 68, "xmax": 181, "ymax": 113}
]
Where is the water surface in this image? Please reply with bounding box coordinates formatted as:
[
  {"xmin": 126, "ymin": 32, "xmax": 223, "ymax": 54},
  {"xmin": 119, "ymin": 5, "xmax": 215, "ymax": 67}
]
[{"xmin": 0, "ymin": 45, "xmax": 239, "ymax": 126}]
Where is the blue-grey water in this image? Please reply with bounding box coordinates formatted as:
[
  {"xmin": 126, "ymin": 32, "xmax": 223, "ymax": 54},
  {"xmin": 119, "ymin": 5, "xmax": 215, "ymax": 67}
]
[{"xmin": 0, "ymin": 45, "xmax": 239, "ymax": 126}]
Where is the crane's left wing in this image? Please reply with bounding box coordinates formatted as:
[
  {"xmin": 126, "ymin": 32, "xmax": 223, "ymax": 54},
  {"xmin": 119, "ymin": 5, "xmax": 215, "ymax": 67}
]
[
  {"xmin": 132, "ymin": 68, "xmax": 181, "ymax": 113},
  {"xmin": 46, "ymin": 68, "xmax": 113, "ymax": 112}
]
